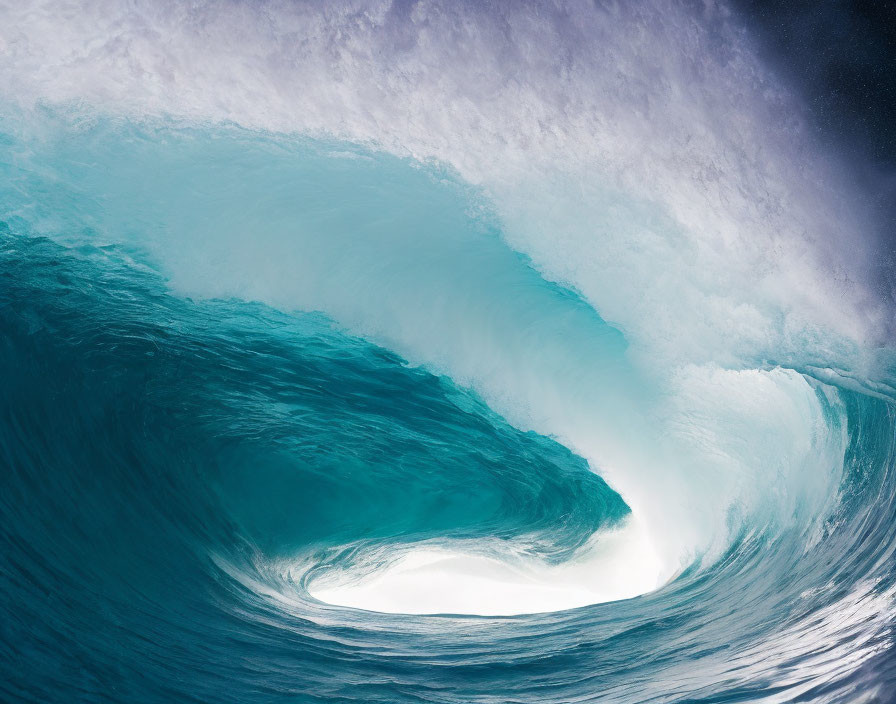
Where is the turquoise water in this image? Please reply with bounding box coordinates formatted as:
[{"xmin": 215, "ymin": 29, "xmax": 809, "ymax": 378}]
[
  {"xmin": 2, "ymin": 112, "xmax": 896, "ymax": 701},
  {"xmin": 2, "ymin": 95, "xmax": 896, "ymax": 701}
]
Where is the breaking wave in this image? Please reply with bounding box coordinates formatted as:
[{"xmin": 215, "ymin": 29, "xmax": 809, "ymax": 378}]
[{"xmin": 1, "ymin": 1, "xmax": 895, "ymax": 701}]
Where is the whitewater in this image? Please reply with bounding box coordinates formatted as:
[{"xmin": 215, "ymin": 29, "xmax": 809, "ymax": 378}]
[{"xmin": 1, "ymin": 1, "xmax": 895, "ymax": 702}]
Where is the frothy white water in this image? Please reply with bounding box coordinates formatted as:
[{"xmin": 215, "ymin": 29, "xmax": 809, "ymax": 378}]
[
  {"xmin": 307, "ymin": 521, "xmax": 666, "ymax": 616},
  {"xmin": 2, "ymin": 0, "xmax": 884, "ymax": 354},
  {"xmin": 0, "ymin": 0, "xmax": 878, "ymax": 613}
]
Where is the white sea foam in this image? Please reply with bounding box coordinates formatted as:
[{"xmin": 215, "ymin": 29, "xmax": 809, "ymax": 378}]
[
  {"xmin": 2, "ymin": 0, "xmax": 884, "ymax": 357},
  {"xmin": 307, "ymin": 521, "xmax": 666, "ymax": 616}
]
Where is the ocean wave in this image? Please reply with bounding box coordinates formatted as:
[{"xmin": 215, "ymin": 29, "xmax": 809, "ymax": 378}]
[{"xmin": 1, "ymin": 1, "xmax": 895, "ymax": 701}]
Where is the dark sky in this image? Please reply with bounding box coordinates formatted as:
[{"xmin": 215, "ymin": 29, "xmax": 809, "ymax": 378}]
[{"xmin": 732, "ymin": 0, "xmax": 896, "ymax": 247}]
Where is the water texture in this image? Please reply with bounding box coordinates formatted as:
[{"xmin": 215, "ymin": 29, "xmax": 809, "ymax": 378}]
[{"xmin": 1, "ymin": 1, "xmax": 895, "ymax": 702}]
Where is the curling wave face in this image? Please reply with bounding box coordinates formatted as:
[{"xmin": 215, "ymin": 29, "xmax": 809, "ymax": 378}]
[{"xmin": 1, "ymin": 0, "xmax": 896, "ymax": 702}]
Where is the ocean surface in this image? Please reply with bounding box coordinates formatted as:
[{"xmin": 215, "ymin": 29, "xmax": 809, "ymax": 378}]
[{"xmin": 1, "ymin": 1, "xmax": 895, "ymax": 702}]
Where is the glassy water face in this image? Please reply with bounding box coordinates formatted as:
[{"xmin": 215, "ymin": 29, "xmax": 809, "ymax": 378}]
[{"xmin": 1, "ymin": 1, "xmax": 896, "ymax": 702}]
